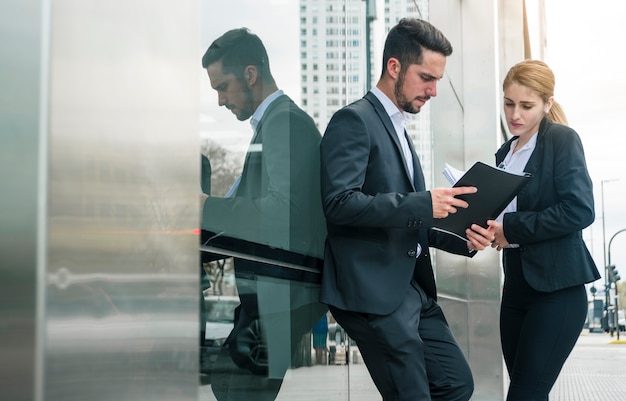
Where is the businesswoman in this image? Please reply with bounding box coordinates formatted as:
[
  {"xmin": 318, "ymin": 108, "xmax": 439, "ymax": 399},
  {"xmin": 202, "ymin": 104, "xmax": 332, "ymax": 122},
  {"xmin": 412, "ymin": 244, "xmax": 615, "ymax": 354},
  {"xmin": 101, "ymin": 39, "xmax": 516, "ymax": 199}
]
[{"xmin": 489, "ymin": 60, "xmax": 600, "ymax": 401}]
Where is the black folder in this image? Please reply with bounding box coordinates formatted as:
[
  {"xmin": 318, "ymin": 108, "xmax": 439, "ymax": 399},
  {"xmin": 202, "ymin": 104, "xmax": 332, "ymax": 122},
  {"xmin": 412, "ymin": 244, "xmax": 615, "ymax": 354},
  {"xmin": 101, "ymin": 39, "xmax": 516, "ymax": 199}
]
[{"xmin": 432, "ymin": 161, "xmax": 532, "ymax": 241}]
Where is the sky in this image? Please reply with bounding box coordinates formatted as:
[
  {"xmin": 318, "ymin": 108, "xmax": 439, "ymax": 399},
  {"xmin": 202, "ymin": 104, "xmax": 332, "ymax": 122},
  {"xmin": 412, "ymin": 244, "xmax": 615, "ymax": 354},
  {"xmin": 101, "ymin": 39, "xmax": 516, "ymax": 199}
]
[
  {"xmin": 541, "ymin": 0, "xmax": 626, "ymax": 280},
  {"xmin": 199, "ymin": 0, "xmax": 300, "ymax": 160},
  {"xmin": 200, "ymin": 0, "xmax": 626, "ymax": 282}
]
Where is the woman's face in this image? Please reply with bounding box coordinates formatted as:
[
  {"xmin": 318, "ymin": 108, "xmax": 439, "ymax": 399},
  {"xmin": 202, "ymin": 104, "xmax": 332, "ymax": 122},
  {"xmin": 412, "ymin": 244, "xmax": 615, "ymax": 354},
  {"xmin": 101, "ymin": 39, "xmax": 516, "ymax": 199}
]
[{"xmin": 503, "ymin": 82, "xmax": 553, "ymax": 139}]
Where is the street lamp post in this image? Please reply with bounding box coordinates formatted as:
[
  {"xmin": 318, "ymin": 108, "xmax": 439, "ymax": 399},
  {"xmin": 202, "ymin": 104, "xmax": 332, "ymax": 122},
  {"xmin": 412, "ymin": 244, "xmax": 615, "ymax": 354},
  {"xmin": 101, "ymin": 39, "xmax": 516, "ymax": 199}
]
[
  {"xmin": 608, "ymin": 229, "xmax": 626, "ymax": 341},
  {"xmin": 601, "ymin": 179, "xmax": 618, "ymax": 332}
]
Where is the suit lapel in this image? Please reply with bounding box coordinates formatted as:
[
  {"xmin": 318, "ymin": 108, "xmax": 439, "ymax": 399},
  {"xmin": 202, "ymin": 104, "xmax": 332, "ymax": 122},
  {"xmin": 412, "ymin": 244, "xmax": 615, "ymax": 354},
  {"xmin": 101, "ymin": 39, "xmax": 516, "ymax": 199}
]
[
  {"xmin": 522, "ymin": 118, "xmax": 548, "ymax": 176},
  {"xmin": 364, "ymin": 92, "xmax": 417, "ymax": 191},
  {"xmin": 237, "ymin": 133, "xmax": 260, "ymax": 196},
  {"xmin": 238, "ymin": 96, "xmax": 289, "ymax": 196}
]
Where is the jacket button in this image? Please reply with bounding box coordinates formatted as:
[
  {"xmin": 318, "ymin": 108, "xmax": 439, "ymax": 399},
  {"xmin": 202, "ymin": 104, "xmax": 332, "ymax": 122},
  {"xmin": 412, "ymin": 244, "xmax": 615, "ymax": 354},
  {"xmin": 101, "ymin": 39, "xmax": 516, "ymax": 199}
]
[{"xmin": 407, "ymin": 249, "xmax": 416, "ymax": 257}]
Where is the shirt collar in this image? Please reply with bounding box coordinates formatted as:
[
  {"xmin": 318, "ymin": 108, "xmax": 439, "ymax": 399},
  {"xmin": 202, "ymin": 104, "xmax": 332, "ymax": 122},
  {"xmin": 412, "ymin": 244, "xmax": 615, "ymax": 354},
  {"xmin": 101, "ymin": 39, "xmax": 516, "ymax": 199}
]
[
  {"xmin": 511, "ymin": 131, "xmax": 539, "ymax": 153},
  {"xmin": 371, "ymin": 87, "xmax": 409, "ymax": 128},
  {"xmin": 250, "ymin": 89, "xmax": 284, "ymax": 132}
]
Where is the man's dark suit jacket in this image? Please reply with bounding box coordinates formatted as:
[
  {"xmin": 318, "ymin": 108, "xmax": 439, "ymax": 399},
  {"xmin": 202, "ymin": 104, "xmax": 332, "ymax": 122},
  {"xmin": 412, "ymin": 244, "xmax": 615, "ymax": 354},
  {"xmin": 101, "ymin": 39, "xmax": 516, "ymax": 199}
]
[
  {"xmin": 201, "ymin": 95, "xmax": 327, "ymax": 378},
  {"xmin": 496, "ymin": 118, "xmax": 600, "ymax": 291},
  {"xmin": 320, "ymin": 91, "xmax": 474, "ymax": 316},
  {"xmin": 202, "ymin": 94, "xmax": 326, "ymax": 261}
]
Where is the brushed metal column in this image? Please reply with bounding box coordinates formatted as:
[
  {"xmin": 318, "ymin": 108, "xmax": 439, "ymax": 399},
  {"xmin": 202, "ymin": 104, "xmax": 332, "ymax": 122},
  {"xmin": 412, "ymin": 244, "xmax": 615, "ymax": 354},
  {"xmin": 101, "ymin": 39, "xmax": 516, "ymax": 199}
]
[
  {"xmin": 1, "ymin": 1, "xmax": 202, "ymax": 401},
  {"xmin": 430, "ymin": 1, "xmax": 526, "ymax": 400}
]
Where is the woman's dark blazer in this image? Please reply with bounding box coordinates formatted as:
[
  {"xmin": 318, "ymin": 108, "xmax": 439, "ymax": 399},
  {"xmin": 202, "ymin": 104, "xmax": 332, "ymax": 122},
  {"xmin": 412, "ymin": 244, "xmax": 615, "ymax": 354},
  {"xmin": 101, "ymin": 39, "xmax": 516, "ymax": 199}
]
[{"xmin": 495, "ymin": 118, "xmax": 600, "ymax": 292}]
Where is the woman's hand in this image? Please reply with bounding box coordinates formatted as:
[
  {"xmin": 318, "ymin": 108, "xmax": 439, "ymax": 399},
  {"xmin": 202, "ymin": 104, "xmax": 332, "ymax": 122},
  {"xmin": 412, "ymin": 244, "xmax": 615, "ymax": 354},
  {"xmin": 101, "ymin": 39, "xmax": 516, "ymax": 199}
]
[{"xmin": 489, "ymin": 220, "xmax": 509, "ymax": 251}]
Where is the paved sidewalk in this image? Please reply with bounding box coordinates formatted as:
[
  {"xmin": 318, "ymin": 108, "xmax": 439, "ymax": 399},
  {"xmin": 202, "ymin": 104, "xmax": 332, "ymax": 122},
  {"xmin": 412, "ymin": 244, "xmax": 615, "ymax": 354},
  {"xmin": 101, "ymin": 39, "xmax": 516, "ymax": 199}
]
[
  {"xmin": 549, "ymin": 331, "xmax": 626, "ymax": 401},
  {"xmin": 200, "ymin": 331, "xmax": 626, "ymax": 401}
]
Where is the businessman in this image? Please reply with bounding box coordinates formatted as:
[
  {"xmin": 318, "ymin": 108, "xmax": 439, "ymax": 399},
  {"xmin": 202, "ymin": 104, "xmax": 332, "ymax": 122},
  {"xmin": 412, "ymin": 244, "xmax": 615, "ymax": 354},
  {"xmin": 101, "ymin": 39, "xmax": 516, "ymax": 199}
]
[
  {"xmin": 319, "ymin": 18, "xmax": 495, "ymax": 401},
  {"xmin": 200, "ymin": 27, "xmax": 327, "ymax": 397}
]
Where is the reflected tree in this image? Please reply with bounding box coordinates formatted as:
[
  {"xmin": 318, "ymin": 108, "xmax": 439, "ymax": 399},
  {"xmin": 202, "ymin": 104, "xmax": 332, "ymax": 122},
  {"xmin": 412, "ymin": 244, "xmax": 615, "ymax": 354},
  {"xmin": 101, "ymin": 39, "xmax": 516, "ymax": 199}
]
[{"xmin": 201, "ymin": 138, "xmax": 240, "ymax": 197}]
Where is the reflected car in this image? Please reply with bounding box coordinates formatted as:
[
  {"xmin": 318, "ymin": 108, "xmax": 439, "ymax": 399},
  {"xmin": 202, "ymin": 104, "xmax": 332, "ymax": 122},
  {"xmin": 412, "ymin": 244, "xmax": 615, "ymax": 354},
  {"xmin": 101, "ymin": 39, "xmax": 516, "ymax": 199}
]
[{"xmin": 204, "ymin": 294, "xmax": 240, "ymax": 349}]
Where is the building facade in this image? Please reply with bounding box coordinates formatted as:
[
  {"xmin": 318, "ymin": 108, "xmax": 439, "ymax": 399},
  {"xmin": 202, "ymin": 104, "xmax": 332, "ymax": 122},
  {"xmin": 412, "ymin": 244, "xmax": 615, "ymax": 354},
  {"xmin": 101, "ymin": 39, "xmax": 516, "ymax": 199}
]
[{"xmin": 2, "ymin": 1, "xmax": 540, "ymax": 400}]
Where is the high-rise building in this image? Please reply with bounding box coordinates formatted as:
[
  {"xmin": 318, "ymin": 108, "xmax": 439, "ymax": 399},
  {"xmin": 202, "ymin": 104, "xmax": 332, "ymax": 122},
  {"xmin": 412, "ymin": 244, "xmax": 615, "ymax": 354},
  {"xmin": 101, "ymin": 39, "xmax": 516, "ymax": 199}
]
[
  {"xmin": 300, "ymin": 0, "xmax": 435, "ymax": 186},
  {"xmin": 384, "ymin": 0, "xmax": 433, "ymax": 186},
  {"xmin": 299, "ymin": 0, "xmax": 369, "ymax": 133}
]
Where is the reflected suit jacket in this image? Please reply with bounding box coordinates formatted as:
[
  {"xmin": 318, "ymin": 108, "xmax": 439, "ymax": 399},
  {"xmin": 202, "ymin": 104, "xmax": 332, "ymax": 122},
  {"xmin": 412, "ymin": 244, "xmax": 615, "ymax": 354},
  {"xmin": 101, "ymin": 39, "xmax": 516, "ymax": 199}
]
[
  {"xmin": 202, "ymin": 94, "xmax": 326, "ymax": 260},
  {"xmin": 496, "ymin": 118, "xmax": 600, "ymax": 291},
  {"xmin": 320, "ymin": 91, "xmax": 475, "ymax": 316}
]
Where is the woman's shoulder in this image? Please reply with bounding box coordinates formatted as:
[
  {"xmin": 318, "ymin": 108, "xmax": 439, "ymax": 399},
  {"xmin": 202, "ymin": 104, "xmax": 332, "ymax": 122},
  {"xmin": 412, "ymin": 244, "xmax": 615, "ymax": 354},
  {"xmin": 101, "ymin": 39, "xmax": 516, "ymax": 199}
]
[
  {"xmin": 541, "ymin": 118, "xmax": 577, "ymax": 135},
  {"xmin": 539, "ymin": 119, "xmax": 587, "ymax": 157},
  {"xmin": 541, "ymin": 119, "xmax": 582, "ymax": 142}
]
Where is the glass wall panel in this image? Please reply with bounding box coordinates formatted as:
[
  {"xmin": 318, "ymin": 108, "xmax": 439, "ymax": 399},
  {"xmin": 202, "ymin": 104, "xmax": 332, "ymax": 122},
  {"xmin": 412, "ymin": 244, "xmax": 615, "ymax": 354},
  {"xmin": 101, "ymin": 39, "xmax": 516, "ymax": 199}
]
[
  {"xmin": 198, "ymin": 1, "xmax": 504, "ymax": 401},
  {"xmin": 199, "ymin": 1, "xmax": 342, "ymax": 400}
]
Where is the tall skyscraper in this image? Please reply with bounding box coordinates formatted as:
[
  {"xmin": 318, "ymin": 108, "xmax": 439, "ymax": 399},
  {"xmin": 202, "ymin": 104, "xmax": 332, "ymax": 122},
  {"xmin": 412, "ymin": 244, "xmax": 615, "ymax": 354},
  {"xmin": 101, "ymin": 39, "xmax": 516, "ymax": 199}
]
[
  {"xmin": 300, "ymin": 0, "xmax": 434, "ymax": 186},
  {"xmin": 299, "ymin": 0, "xmax": 369, "ymax": 133},
  {"xmin": 384, "ymin": 0, "xmax": 433, "ymax": 186}
]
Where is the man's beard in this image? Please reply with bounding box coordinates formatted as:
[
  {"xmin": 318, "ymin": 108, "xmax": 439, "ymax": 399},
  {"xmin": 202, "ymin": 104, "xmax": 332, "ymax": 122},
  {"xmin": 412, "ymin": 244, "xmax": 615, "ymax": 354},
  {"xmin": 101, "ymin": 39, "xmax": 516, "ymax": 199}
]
[
  {"xmin": 236, "ymin": 86, "xmax": 256, "ymax": 121},
  {"xmin": 394, "ymin": 75, "xmax": 421, "ymax": 114}
]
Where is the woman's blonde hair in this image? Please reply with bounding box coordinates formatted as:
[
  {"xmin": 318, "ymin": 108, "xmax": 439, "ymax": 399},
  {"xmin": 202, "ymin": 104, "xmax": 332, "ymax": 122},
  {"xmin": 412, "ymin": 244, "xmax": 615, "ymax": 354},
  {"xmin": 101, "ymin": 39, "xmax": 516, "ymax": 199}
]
[{"xmin": 503, "ymin": 59, "xmax": 568, "ymax": 126}]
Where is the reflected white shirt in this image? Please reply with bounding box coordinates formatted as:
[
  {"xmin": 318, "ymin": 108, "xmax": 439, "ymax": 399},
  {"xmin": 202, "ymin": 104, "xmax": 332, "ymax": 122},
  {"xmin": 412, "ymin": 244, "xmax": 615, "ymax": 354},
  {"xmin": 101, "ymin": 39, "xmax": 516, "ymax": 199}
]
[
  {"xmin": 227, "ymin": 90, "xmax": 284, "ymax": 197},
  {"xmin": 250, "ymin": 89, "xmax": 284, "ymax": 133}
]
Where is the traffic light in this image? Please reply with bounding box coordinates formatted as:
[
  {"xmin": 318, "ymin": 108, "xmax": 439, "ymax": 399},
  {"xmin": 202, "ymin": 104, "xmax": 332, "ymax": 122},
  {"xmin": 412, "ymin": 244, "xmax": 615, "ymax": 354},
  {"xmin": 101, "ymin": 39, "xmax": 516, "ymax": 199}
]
[{"xmin": 608, "ymin": 265, "xmax": 621, "ymax": 283}]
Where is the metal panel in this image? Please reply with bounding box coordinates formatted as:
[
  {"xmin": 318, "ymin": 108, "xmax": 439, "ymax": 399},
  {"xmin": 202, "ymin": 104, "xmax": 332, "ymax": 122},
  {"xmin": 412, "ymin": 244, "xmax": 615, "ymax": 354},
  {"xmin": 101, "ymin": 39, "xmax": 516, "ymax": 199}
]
[
  {"xmin": 430, "ymin": 1, "xmax": 517, "ymax": 400},
  {"xmin": 44, "ymin": 1, "xmax": 200, "ymax": 400}
]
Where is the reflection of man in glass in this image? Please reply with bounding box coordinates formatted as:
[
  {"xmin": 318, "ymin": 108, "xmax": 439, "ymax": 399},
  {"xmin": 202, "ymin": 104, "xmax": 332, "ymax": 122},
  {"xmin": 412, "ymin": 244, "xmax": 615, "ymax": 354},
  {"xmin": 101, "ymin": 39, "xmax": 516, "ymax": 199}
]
[
  {"xmin": 201, "ymin": 28, "xmax": 325, "ymax": 258},
  {"xmin": 200, "ymin": 27, "xmax": 327, "ymax": 393}
]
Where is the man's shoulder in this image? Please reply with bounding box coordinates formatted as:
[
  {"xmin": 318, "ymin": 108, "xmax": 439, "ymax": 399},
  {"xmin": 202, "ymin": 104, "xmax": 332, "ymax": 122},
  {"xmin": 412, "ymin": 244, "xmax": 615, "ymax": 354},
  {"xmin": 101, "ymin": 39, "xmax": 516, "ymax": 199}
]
[
  {"xmin": 262, "ymin": 95, "xmax": 318, "ymax": 131},
  {"xmin": 266, "ymin": 94, "xmax": 306, "ymax": 116},
  {"xmin": 329, "ymin": 93, "xmax": 379, "ymax": 121},
  {"xmin": 346, "ymin": 92, "xmax": 378, "ymax": 111}
]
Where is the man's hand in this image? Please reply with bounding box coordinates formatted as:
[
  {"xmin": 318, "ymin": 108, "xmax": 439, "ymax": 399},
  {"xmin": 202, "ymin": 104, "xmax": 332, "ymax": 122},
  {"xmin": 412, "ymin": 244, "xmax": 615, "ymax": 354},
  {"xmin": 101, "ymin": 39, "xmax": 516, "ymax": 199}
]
[
  {"xmin": 431, "ymin": 186, "xmax": 477, "ymax": 219},
  {"xmin": 466, "ymin": 220, "xmax": 497, "ymax": 251}
]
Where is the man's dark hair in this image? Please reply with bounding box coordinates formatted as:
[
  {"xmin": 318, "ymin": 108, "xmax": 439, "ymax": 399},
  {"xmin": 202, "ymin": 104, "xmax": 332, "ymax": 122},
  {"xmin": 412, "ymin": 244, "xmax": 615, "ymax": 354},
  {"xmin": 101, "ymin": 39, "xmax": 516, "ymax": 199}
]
[
  {"xmin": 381, "ymin": 18, "xmax": 453, "ymax": 77},
  {"xmin": 202, "ymin": 28, "xmax": 274, "ymax": 83}
]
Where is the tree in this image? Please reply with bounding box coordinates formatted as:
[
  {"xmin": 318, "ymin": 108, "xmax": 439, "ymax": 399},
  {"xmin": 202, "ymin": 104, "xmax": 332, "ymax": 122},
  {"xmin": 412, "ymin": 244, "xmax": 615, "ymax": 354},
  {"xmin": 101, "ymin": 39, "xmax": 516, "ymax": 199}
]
[{"xmin": 201, "ymin": 139, "xmax": 242, "ymax": 196}]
